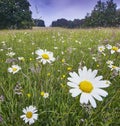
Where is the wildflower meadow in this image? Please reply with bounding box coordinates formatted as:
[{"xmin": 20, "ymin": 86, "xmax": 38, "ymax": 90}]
[{"xmin": 0, "ymin": 28, "xmax": 120, "ymax": 126}]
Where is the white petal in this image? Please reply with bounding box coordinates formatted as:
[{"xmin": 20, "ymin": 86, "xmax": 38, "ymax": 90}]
[
  {"xmin": 91, "ymin": 91, "xmax": 103, "ymax": 101},
  {"xmin": 33, "ymin": 114, "xmax": 38, "ymax": 120},
  {"xmin": 117, "ymin": 49, "xmax": 120, "ymax": 52},
  {"xmin": 80, "ymin": 93, "xmax": 89, "ymax": 104},
  {"xmin": 23, "ymin": 108, "xmax": 27, "ymax": 113},
  {"xmin": 92, "ymin": 70, "xmax": 98, "ymax": 77},
  {"xmin": 42, "ymin": 60, "xmax": 47, "ymax": 64},
  {"xmin": 8, "ymin": 68, "xmax": 12, "ymax": 73},
  {"xmin": 29, "ymin": 119, "xmax": 35, "ymax": 125},
  {"xmin": 67, "ymin": 82, "xmax": 78, "ymax": 88},
  {"xmin": 94, "ymin": 89, "xmax": 108, "ymax": 97},
  {"xmin": 88, "ymin": 95, "xmax": 97, "ymax": 108},
  {"xmin": 69, "ymin": 88, "xmax": 81, "ymax": 97},
  {"xmin": 20, "ymin": 115, "xmax": 26, "ymax": 118},
  {"xmin": 111, "ymin": 50, "xmax": 115, "ymax": 54},
  {"xmin": 68, "ymin": 72, "xmax": 81, "ymax": 84},
  {"xmin": 25, "ymin": 118, "xmax": 29, "ymax": 123},
  {"xmin": 95, "ymin": 81, "xmax": 109, "ymax": 88},
  {"xmin": 95, "ymin": 76, "xmax": 103, "ymax": 81},
  {"xmin": 83, "ymin": 66, "xmax": 87, "ymax": 72}
]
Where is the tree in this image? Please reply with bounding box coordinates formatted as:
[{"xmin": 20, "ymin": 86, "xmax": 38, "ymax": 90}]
[
  {"xmin": 84, "ymin": 0, "xmax": 117, "ymax": 27},
  {"xmin": 0, "ymin": 0, "xmax": 32, "ymax": 29},
  {"xmin": 105, "ymin": 0, "xmax": 117, "ymax": 26},
  {"xmin": 51, "ymin": 18, "xmax": 84, "ymax": 28},
  {"xmin": 33, "ymin": 19, "xmax": 45, "ymax": 27},
  {"xmin": 51, "ymin": 18, "xmax": 69, "ymax": 28},
  {"xmin": 116, "ymin": 9, "xmax": 120, "ymax": 26},
  {"xmin": 91, "ymin": 0, "xmax": 106, "ymax": 27}
]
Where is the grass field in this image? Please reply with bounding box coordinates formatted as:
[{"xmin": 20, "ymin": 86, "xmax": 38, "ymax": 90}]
[{"xmin": 0, "ymin": 28, "xmax": 120, "ymax": 126}]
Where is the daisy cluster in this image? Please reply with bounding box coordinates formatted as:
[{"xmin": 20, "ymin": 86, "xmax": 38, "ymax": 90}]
[{"xmin": 97, "ymin": 44, "xmax": 120, "ymax": 76}]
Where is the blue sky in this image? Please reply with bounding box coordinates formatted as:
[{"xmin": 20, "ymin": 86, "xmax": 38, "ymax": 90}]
[{"xmin": 28, "ymin": 0, "xmax": 120, "ymax": 26}]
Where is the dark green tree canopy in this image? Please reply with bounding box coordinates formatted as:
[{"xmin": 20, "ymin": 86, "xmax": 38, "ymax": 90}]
[
  {"xmin": 0, "ymin": 0, "xmax": 33, "ymax": 29},
  {"xmin": 33, "ymin": 19, "xmax": 45, "ymax": 27},
  {"xmin": 51, "ymin": 18, "xmax": 84, "ymax": 28},
  {"xmin": 84, "ymin": 0, "xmax": 118, "ymax": 27}
]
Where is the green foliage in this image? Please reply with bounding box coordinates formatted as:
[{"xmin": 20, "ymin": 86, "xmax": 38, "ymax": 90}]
[
  {"xmin": 0, "ymin": 0, "xmax": 32, "ymax": 29},
  {"xmin": 33, "ymin": 19, "xmax": 45, "ymax": 27},
  {"xmin": 51, "ymin": 18, "xmax": 84, "ymax": 28},
  {"xmin": 84, "ymin": 0, "xmax": 118, "ymax": 27}
]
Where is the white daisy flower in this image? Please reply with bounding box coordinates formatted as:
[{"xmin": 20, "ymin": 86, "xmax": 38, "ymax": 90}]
[
  {"xmin": 35, "ymin": 49, "xmax": 55, "ymax": 64},
  {"xmin": 6, "ymin": 52, "xmax": 15, "ymax": 57},
  {"xmin": 106, "ymin": 44, "xmax": 120, "ymax": 54},
  {"xmin": 67, "ymin": 66, "xmax": 110, "ymax": 108},
  {"xmin": 106, "ymin": 60, "xmax": 114, "ymax": 65},
  {"xmin": 8, "ymin": 65, "xmax": 21, "ymax": 74},
  {"xmin": 106, "ymin": 44, "xmax": 112, "ymax": 50},
  {"xmin": 40, "ymin": 91, "xmax": 49, "ymax": 99},
  {"xmin": 108, "ymin": 65, "xmax": 120, "ymax": 71},
  {"xmin": 111, "ymin": 46, "xmax": 120, "ymax": 54},
  {"xmin": 20, "ymin": 105, "xmax": 38, "ymax": 125},
  {"xmin": 43, "ymin": 92, "xmax": 49, "ymax": 98},
  {"xmin": 98, "ymin": 45, "xmax": 105, "ymax": 53},
  {"xmin": 18, "ymin": 57, "xmax": 25, "ymax": 61}
]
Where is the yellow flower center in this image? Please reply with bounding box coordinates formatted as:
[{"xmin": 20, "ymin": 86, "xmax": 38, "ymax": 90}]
[
  {"xmin": 112, "ymin": 65, "xmax": 117, "ymax": 69},
  {"xmin": 79, "ymin": 80, "xmax": 93, "ymax": 93},
  {"xmin": 42, "ymin": 54, "xmax": 49, "ymax": 59},
  {"xmin": 40, "ymin": 91, "xmax": 45, "ymax": 96},
  {"xmin": 112, "ymin": 46, "xmax": 118, "ymax": 51},
  {"xmin": 26, "ymin": 111, "xmax": 33, "ymax": 118},
  {"xmin": 12, "ymin": 67, "xmax": 17, "ymax": 72},
  {"xmin": 100, "ymin": 48, "xmax": 103, "ymax": 51}
]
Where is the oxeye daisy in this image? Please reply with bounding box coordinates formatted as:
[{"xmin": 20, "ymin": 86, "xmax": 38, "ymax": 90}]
[
  {"xmin": 106, "ymin": 60, "xmax": 114, "ymax": 65},
  {"xmin": 40, "ymin": 91, "xmax": 49, "ymax": 98},
  {"xmin": 18, "ymin": 57, "xmax": 25, "ymax": 62},
  {"xmin": 8, "ymin": 65, "xmax": 21, "ymax": 74},
  {"xmin": 108, "ymin": 65, "xmax": 120, "ymax": 71},
  {"xmin": 20, "ymin": 105, "xmax": 38, "ymax": 125},
  {"xmin": 106, "ymin": 44, "xmax": 120, "ymax": 54},
  {"xmin": 35, "ymin": 49, "xmax": 55, "ymax": 64},
  {"xmin": 67, "ymin": 66, "xmax": 110, "ymax": 108},
  {"xmin": 6, "ymin": 52, "xmax": 15, "ymax": 57},
  {"xmin": 98, "ymin": 45, "xmax": 105, "ymax": 53}
]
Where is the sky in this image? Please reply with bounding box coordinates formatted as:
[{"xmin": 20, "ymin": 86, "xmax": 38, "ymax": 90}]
[{"xmin": 28, "ymin": 0, "xmax": 120, "ymax": 26}]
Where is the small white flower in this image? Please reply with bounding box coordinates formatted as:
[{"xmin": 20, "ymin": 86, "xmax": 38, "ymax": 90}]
[
  {"xmin": 7, "ymin": 47, "xmax": 12, "ymax": 50},
  {"xmin": 8, "ymin": 65, "xmax": 21, "ymax": 74},
  {"xmin": 111, "ymin": 46, "xmax": 120, "ymax": 54},
  {"xmin": 54, "ymin": 47, "xmax": 58, "ymax": 50},
  {"xmin": 67, "ymin": 66, "xmax": 110, "ymax": 108},
  {"xmin": 98, "ymin": 45, "xmax": 105, "ymax": 53},
  {"xmin": 41, "ymin": 91, "xmax": 49, "ymax": 99},
  {"xmin": 106, "ymin": 44, "xmax": 112, "ymax": 50},
  {"xmin": 35, "ymin": 49, "xmax": 55, "ymax": 64},
  {"xmin": 108, "ymin": 65, "xmax": 120, "ymax": 71},
  {"xmin": 0, "ymin": 49, "xmax": 3, "ymax": 51},
  {"xmin": 18, "ymin": 57, "xmax": 25, "ymax": 61},
  {"xmin": 43, "ymin": 92, "xmax": 49, "ymax": 98},
  {"xmin": 106, "ymin": 60, "xmax": 114, "ymax": 65},
  {"xmin": 20, "ymin": 105, "xmax": 38, "ymax": 125},
  {"xmin": 92, "ymin": 57, "xmax": 97, "ymax": 62},
  {"xmin": 6, "ymin": 52, "xmax": 15, "ymax": 57}
]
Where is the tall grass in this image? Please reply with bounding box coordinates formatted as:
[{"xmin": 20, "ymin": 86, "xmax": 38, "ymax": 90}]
[{"xmin": 0, "ymin": 28, "xmax": 120, "ymax": 126}]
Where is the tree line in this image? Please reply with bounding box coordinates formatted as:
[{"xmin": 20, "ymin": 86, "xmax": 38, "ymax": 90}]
[
  {"xmin": 51, "ymin": 0, "xmax": 120, "ymax": 28},
  {"xmin": 0, "ymin": 0, "xmax": 120, "ymax": 29}
]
